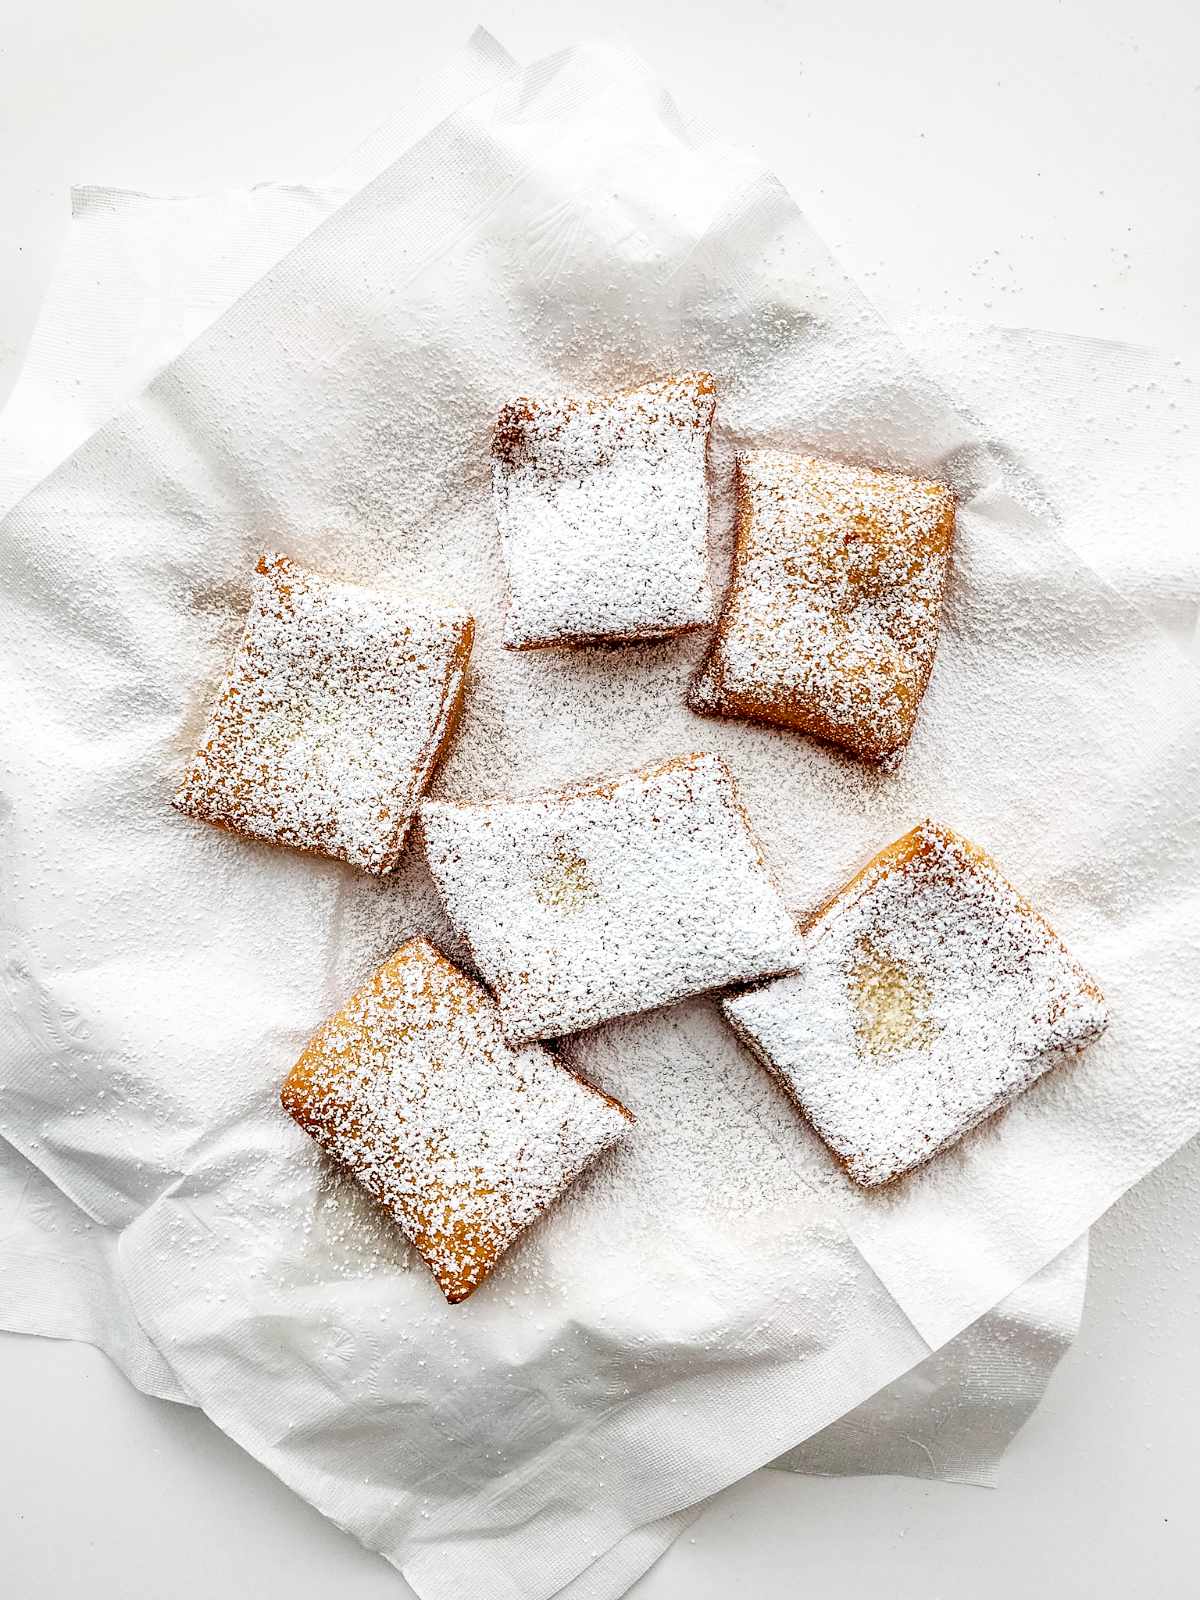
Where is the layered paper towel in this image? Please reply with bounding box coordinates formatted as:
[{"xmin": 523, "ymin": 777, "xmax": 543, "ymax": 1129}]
[
  {"xmin": 1, "ymin": 37, "xmax": 1197, "ymax": 1600},
  {"xmin": 0, "ymin": 47, "xmax": 1110, "ymax": 1519}
]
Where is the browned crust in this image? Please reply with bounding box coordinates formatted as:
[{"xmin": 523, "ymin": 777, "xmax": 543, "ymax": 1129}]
[
  {"xmin": 796, "ymin": 821, "xmax": 935, "ymax": 937},
  {"xmin": 688, "ymin": 452, "xmax": 751, "ymax": 711},
  {"xmin": 805, "ymin": 821, "xmax": 1106, "ymax": 1015},
  {"xmin": 376, "ymin": 614, "xmax": 474, "ymax": 874},
  {"xmin": 492, "ymin": 370, "xmax": 717, "ymax": 467},
  {"xmin": 417, "ymin": 749, "xmax": 719, "ymax": 817},
  {"xmin": 502, "ymin": 615, "xmax": 713, "ymax": 652},
  {"xmin": 690, "ymin": 453, "xmax": 957, "ymax": 763},
  {"xmin": 281, "ymin": 938, "xmax": 633, "ymax": 1303}
]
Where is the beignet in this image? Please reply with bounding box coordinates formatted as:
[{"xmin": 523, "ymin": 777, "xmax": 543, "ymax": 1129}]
[
  {"xmin": 723, "ymin": 821, "xmax": 1107, "ymax": 1186},
  {"xmin": 281, "ymin": 939, "xmax": 632, "ymax": 1302}
]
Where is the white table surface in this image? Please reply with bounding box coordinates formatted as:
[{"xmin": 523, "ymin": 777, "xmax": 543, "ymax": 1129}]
[{"xmin": 2, "ymin": 3, "xmax": 1197, "ymax": 1595}]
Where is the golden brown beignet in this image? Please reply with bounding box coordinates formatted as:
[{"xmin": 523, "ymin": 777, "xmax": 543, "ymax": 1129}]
[
  {"xmin": 723, "ymin": 821, "xmax": 1107, "ymax": 1187},
  {"xmin": 174, "ymin": 553, "xmax": 473, "ymax": 873},
  {"xmin": 691, "ymin": 451, "xmax": 955, "ymax": 764},
  {"xmin": 281, "ymin": 939, "xmax": 632, "ymax": 1303}
]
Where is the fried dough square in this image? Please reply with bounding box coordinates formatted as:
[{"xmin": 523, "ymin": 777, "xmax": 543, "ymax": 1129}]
[
  {"xmin": 281, "ymin": 939, "xmax": 632, "ymax": 1302},
  {"xmin": 723, "ymin": 821, "xmax": 1108, "ymax": 1187},
  {"xmin": 173, "ymin": 553, "xmax": 473, "ymax": 874},
  {"xmin": 418, "ymin": 751, "xmax": 801, "ymax": 1045},
  {"xmin": 691, "ymin": 451, "xmax": 956, "ymax": 763},
  {"xmin": 492, "ymin": 372, "xmax": 717, "ymax": 649}
]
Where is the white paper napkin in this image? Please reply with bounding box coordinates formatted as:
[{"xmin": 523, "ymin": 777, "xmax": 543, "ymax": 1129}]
[
  {"xmin": 0, "ymin": 30, "xmax": 1113, "ymax": 1504},
  {"xmin": 894, "ymin": 315, "xmax": 1200, "ymax": 662},
  {"xmin": 0, "ymin": 27, "xmax": 517, "ymax": 516},
  {"xmin": 0, "ymin": 1138, "xmax": 185, "ymax": 1400},
  {"xmin": 0, "ymin": 143, "xmax": 1112, "ymax": 1531},
  {"xmin": 1, "ymin": 38, "xmax": 1197, "ymax": 1600}
]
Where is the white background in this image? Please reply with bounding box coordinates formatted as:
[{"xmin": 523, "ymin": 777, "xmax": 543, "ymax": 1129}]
[{"xmin": 2, "ymin": 3, "xmax": 1197, "ymax": 1595}]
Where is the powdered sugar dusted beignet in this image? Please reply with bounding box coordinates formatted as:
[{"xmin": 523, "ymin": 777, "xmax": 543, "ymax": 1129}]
[
  {"xmin": 691, "ymin": 451, "xmax": 955, "ymax": 763},
  {"xmin": 419, "ymin": 751, "xmax": 801, "ymax": 1045},
  {"xmin": 281, "ymin": 939, "xmax": 632, "ymax": 1303},
  {"xmin": 492, "ymin": 372, "xmax": 717, "ymax": 649},
  {"xmin": 723, "ymin": 821, "xmax": 1107, "ymax": 1187},
  {"xmin": 174, "ymin": 553, "xmax": 473, "ymax": 874}
]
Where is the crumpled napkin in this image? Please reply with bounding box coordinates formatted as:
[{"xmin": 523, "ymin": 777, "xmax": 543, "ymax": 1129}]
[
  {"xmin": 1, "ymin": 36, "xmax": 1197, "ymax": 1600},
  {"xmin": 0, "ymin": 28, "xmax": 1107, "ymax": 1498},
  {"xmin": 0, "ymin": 24, "xmax": 522, "ymax": 1413}
]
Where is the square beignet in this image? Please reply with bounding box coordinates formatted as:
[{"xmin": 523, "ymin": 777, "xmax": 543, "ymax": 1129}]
[
  {"xmin": 723, "ymin": 821, "xmax": 1107, "ymax": 1187},
  {"xmin": 173, "ymin": 553, "xmax": 473, "ymax": 874},
  {"xmin": 418, "ymin": 751, "xmax": 801, "ymax": 1045},
  {"xmin": 280, "ymin": 939, "xmax": 632, "ymax": 1303},
  {"xmin": 690, "ymin": 451, "xmax": 956, "ymax": 763},
  {"xmin": 492, "ymin": 372, "xmax": 717, "ymax": 648}
]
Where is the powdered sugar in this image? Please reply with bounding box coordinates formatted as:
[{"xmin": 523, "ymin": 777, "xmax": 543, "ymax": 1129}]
[
  {"xmin": 281, "ymin": 938, "xmax": 632, "ymax": 1303},
  {"xmin": 173, "ymin": 553, "xmax": 473, "ymax": 875},
  {"xmin": 492, "ymin": 372, "xmax": 717, "ymax": 648},
  {"xmin": 724, "ymin": 821, "xmax": 1109, "ymax": 1187},
  {"xmin": 2, "ymin": 39, "xmax": 1197, "ymax": 1600},
  {"xmin": 418, "ymin": 751, "xmax": 802, "ymax": 1044},
  {"xmin": 691, "ymin": 451, "xmax": 955, "ymax": 763}
]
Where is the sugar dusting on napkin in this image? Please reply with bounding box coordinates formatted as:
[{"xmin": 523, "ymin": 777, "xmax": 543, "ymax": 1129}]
[{"xmin": 1, "ymin": 39, "xmax": 1196, "ymax": 1600}]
